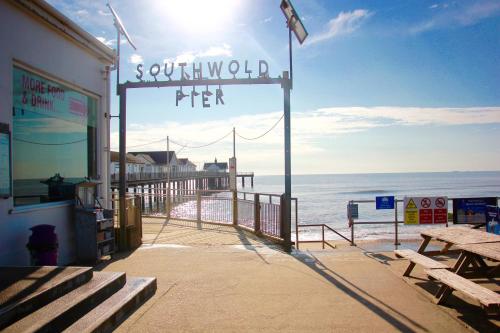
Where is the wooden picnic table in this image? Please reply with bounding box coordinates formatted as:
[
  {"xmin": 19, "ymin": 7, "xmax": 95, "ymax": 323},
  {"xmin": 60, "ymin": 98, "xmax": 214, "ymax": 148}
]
[
  {"xmin": 404, "ymin": 226, "xmax": 500, "ymax": 276},
  {"xmin": 432, "ymin": 241, "xmax": 500, "ymax": 308}
]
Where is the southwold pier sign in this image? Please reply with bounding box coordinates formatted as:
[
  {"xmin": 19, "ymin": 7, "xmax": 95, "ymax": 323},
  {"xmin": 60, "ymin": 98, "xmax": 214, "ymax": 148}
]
[{"xmin": 135, "ymin": 60, "xmax": 270, "ymax": 108}]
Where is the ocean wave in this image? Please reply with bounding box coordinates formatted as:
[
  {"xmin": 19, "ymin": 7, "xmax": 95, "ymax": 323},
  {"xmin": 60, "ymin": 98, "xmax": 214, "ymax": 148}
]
[{"xmin": 338, "ymin": 189, "xmax": 392, "ymax": 195}]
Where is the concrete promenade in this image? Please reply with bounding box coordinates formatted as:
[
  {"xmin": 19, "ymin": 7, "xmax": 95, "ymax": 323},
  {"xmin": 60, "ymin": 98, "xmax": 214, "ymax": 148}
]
[{"xmin": 96, "ymin": 219, "xmax": 498, "ymax": 332}]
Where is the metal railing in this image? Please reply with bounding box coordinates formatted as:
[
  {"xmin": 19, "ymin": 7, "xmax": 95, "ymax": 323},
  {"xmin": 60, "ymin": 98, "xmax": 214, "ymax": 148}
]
[
  {"xmin": 296, "ymin": 224, "xmax": 349, "ymax": 250},
  {"xmin": 129, "ymin": 188, "xmax": 298, "ymax": 248},
  {"xmin": 110, "ymin": 170, "xmax": 254, "ymax": 182},
  {"xmin": 347, "ymin": 197, "xmax": 500, "ymax": 246},
  {"xmin": 110, "ymin": 170, "xmax": 229, "ymax": 182}
]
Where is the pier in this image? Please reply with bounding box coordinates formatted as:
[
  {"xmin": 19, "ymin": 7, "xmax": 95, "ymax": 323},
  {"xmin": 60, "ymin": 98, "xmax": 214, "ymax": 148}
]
[{"xmin": 110, "ymin": 170, "xmax": 254, "ymax": 191}]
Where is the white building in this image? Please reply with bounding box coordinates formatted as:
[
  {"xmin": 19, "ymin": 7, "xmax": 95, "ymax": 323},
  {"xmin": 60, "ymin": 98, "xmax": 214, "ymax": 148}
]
[
  {"xmin": 177, "ymin": 158, "xmax": 197, "ymax": 172},
  {"xmin": 0, "ymin": 0, "xmax": 114, "ymax": 265}
]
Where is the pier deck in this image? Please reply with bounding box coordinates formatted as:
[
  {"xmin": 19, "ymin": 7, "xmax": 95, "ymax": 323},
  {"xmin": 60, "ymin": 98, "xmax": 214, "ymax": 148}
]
[{"xmin": 95, "ymin": 222, "xmax": 494, "ymax": 332}]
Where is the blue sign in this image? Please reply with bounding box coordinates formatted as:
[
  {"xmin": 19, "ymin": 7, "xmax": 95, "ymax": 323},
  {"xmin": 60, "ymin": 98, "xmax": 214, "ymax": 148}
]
[
  {"xmin": 452, "ymin": 197, "xmax": 497, "ymax": 224},
  {"xmin": 485, "ymin": 205, "xmax": 499, "ymax": 235},
  {"xmin": 376, "ymin": 196, "xmax": 395, "ymax": 210}
]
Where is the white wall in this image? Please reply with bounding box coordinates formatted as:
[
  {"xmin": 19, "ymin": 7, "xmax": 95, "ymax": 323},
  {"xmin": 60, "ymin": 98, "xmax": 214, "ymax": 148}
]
[{"xmin": 0, "ymin": 1, "xmax": 112, "ymax": 266}]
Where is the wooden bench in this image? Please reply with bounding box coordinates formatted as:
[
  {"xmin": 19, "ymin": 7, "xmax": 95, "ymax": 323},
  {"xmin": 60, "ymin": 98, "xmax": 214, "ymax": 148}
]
[
  {"xmin": 426, "ymin": 268, "xmax": 500, "ymax": 315},
  {"xmin": 395, "ymin": 249, "xmax": 449, "ymax": 277}
]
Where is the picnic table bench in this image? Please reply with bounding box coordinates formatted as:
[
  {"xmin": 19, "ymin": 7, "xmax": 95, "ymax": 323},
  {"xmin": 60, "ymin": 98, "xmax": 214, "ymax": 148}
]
[{"xmin": 396, "ymin": 226, "xmax": 500, "ymax": 314}]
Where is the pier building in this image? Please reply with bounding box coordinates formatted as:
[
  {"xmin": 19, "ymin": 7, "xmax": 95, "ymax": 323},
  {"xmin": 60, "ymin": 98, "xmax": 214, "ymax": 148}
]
[{"xmin": 0, "ymin": 0, "xmax": 114, "ymax": 265}]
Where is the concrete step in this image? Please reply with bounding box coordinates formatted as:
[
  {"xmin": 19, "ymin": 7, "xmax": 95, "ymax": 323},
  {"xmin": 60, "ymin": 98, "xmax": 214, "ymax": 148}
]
[
  {"xmin": 0, "ymin": 266, "xmax": 93, "ymax": 329},
  {"xmin": 3, "ymin": 271, "xmax": 126, "ymax": 333},
  {"xmin": 64, "ymin": 277, "xmax": 157, "ymax": 333}
]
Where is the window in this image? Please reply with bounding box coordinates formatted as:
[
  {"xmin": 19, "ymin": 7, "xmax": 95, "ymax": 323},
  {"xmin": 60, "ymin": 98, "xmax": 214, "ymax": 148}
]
[{"xmin": 12, "ymin": 66, "xmax": 97, "ymax": 206}]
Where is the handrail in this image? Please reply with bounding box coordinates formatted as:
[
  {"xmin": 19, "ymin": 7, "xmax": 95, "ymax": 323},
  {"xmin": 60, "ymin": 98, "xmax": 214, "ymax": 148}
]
[{"xmin": 296, "ymin": 223, "xmax": 346, "ymax": 250}]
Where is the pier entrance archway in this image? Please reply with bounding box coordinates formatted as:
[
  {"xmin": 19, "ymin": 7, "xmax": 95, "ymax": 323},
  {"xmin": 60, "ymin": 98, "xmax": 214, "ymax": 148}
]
[{"xmin": 116, "ymin": 69, "xmax": 293, "ymax": 252}]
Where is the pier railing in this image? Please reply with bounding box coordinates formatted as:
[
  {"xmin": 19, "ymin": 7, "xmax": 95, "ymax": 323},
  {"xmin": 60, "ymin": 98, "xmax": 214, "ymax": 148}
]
[
  {"xmin": 116, "ymin": 189, "xmax": 298, "ymax": 248},
  {"xmin": 110, "ymin": 170, "xmax": 229, "ymax": 183}
]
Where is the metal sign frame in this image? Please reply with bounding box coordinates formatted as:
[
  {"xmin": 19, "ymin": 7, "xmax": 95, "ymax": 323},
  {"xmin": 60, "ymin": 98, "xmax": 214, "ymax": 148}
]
[{"xmin": 117, "ymin": 73, "xmax": 293, "ymax": 252}]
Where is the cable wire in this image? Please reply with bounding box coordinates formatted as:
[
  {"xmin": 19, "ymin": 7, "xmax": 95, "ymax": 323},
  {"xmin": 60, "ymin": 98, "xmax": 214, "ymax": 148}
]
[
  {"xmin": 169, "ymin": 129, "xmax": 233, "ymax": 149},
  {"xmin": 236, "ymin": 113, "xmax": 284, "ymax": 140}
]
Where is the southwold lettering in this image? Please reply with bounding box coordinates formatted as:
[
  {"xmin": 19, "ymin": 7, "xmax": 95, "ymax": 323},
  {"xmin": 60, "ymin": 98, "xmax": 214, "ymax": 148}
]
[{"xmin": 135, "ymin": 60, "xmax": 269, "ymax": 82}]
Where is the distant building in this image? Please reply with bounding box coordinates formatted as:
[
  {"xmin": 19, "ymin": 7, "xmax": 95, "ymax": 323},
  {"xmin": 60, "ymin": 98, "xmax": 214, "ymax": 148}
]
[
  {"xmin": 129, "ymin": 151, "xmax": 177, "ymax": 173},
  {"xmin": 177, "ymin": 158, "xmax": 197, "ymax": 172},
  {"xmin": 203, "ymin": 158, "xmax": 228, "ymax": 172},
  {"xmin": 110, "ymin": 151, "xmax": 145, "ymax": 175}
]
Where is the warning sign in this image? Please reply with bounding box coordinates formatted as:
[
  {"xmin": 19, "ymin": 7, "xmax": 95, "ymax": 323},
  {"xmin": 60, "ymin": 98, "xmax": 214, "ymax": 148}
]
[
  {"xmin": 404, "ymin": 196, "xmax": 448, "ymax": 225},
  {"xmin": 419, "ymin": 209, "xmax": 433, "ymax": 224},
  {"xmin": 404, "ymin": 198, "xmax": 419, "ymax": 224}
]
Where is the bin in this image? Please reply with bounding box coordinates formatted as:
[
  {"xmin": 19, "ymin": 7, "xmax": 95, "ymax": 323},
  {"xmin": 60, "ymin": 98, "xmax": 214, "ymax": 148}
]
[{"xmin": 26, "ymin": 224, "xmax": 58, "ymax": 265}]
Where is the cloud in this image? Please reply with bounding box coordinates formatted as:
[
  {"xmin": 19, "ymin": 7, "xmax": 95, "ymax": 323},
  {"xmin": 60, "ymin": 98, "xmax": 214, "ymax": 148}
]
[
  {"xmin": 128, "ymin": 54, "xmax": 143, "ymax": 64},
  {"xmin": 262, "ymin": 16, "xmax": 272, "ymax": 23},
  {"xmin": 314, "ymin": 106, "xmax": 500, "ymax": 127},
  {"xmin": 307, "ymin": 9, "xmax": 373, "ymax": 45},
  {"xmin": 411, "ymin": 1, "xmax": 500, "ymax": 33},
  {"xmin": 111, "ymin": 106, "xmax": 500, "ymax": 157},
  {"xmin": 98, "ymin": 9, "xmax": 111, "ymax": 16},
  {"xmin": 164, "ymin": 44, "xmax": 233, "ymax": 66},
  {"xmin": 96, "ymin": 36, "xmax": 114, "ymax": 47}
]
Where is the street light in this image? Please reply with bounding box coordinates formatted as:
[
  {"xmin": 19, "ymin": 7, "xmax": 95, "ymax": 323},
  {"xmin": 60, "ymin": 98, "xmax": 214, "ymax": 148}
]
[
  {"xmin": 280, "ymin": 0, "xmax": 308, "ymax": 87},
  {"xmin": 280, "ymin": 0, "xmax": 308, "ymax": 44}
]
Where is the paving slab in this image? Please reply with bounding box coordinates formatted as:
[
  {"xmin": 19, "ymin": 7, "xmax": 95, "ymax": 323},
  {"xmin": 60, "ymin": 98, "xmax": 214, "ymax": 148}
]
[{"xmin": 96, "ymin": 233, "xmax": 473, "ymax": 332}]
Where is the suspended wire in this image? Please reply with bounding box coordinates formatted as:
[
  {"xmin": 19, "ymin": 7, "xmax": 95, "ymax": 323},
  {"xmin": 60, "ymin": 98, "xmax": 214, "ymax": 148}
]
[
  {"xmin": 236, "ymin": 113, "xmax": 284, "ymax": 141},
  {"xmin": 125, "ymin": 137, "xmax": 167, "ymax": 149},
  {"xmin": 113, "ymin": 113, "xmax": 282, "ymax": 151},
  {"xmin": 14, "ymin": 137, "xmax": 87, "ymax": 146},
  {"xmin": 169, "ymin": 129, "xmax": 233, "ymax": 149}
]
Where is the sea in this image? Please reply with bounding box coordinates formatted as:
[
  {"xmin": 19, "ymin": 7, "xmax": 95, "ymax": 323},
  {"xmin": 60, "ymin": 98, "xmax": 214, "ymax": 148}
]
[{"xmin": 242, "ymin": 171, "xmax": 500, "ymax": 242}]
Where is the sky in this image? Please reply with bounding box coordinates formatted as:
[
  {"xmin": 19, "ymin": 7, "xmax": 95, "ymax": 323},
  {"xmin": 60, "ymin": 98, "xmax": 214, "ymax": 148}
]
[{"xmin": 47, "ymin": 0, "xmax": 500, "ymax": 175}]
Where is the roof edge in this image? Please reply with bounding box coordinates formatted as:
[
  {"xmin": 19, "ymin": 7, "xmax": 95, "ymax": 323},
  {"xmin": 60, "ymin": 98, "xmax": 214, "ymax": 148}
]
[{"xmin": 9, "ymin": 0, "xmax": 116, "ymax": 64}]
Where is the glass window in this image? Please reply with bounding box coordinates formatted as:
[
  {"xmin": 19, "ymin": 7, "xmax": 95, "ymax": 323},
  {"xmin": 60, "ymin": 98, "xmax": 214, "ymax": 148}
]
[{"xmin": 12, "ymin": 66, "xmax": 97, "ymax": 206}]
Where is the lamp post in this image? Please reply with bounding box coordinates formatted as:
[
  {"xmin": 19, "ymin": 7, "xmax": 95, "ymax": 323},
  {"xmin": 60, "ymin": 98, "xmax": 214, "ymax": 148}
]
[{"xmin": 280, "ymin": 0, "xmax": 308, "ymax": 251}]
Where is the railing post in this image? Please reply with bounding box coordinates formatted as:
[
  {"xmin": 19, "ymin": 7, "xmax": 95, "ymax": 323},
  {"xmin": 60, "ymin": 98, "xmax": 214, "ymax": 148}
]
[
  {"xmin": 254, "ymin": 194, "xmax": 261, "ymax": 234},
  {"xmin": 166, "ymin": 188, "xmax": 171, "ymax": 220},
  {"xmin": 294, "ymin": 198, "xmax": 299, "ymax": 250},
  {"xmin": 349, "ymin": 200, "xmax": 355, "ymax": 246},
  {"xmin": 196, "ymin": 190, "xmax": 201, "ymax": 222},
  {"xmin": 280, "ymin": 194, "xmax": 285, "ymax": 239},
  {"xmin": 232, "ymin": 190, "xmax": 238, "ymax": 225},
  {"xmin": 394, "ymin": 199, "xmax": 400, "ymax": 246},
  {"xmin": 322, "ymin": 224, "xmax": 325, "ymax": 249}
]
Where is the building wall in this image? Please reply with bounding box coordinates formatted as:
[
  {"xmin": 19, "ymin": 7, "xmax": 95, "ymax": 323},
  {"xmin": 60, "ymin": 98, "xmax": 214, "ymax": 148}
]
[{"xmin": 0, "ymin": 1, "xmax": 112, "ymax": 265}]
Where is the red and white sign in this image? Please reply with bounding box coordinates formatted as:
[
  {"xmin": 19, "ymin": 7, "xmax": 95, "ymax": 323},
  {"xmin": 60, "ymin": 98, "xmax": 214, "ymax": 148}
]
[{"xmin": 404, "ymin": 196, "xmax": 448, "ymax": 225}]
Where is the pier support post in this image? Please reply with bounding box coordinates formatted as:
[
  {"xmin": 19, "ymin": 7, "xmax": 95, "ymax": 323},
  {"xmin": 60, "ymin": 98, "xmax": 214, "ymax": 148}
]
[
  {"xmin": 196, "ymin": 190, "xmax": 201, "ymax": 222},
  {"xmin": 232, "ymin": 191, "xmax": 238, "ymax": 225},
  {"xmin": 118, "ymin": 84, "xmax": 128, "ymax": 250},
  {"xmin": 254, "ymin": 194, "xmax": 261, "ymax": 234}
]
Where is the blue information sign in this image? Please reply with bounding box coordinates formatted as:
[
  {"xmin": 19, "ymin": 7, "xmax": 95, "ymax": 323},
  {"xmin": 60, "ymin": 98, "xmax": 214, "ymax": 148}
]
[{"xmin": 376, "ymin": 196, "xmax": 395, "ymax": 210}]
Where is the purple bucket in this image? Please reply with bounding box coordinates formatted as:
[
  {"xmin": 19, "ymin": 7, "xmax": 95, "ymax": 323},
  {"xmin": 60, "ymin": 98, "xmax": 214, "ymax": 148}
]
[{"xmin": 27, "ymin": 224, "xmax": 58, "ymax": 266}]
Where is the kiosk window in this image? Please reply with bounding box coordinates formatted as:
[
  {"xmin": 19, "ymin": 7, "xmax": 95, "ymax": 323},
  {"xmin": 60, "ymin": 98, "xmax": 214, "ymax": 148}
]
[{"xmin": 12, "ymin": 66, "xmax": 97, "ymax": 206}]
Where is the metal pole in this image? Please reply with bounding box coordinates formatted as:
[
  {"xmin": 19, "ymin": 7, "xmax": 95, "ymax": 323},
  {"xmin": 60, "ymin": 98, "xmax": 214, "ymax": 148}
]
[
  {"xmin": 283, "ymin": 71, "xmax": 292, "ymax": 252},
  {"xmin": 233, "ymin": 127, "xmax": 235, "ymax": 158},
  {"xmin": 118, "ymin": 85, "xmax": 128, "ymax": 250},
  {"xmin": 167, "ymin": 136, "xmax": 170, "ymax": 219},
  {"xmin": 288, "ymin": 25, "xmax": 293, "ymax": 89},
  {"xmin": 395, "ymin": 200, "xmax": 400, "ymax": 246},
  {"xmin": 115, "ymin": 24, "xmax": 121, "ymax": 95}
]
